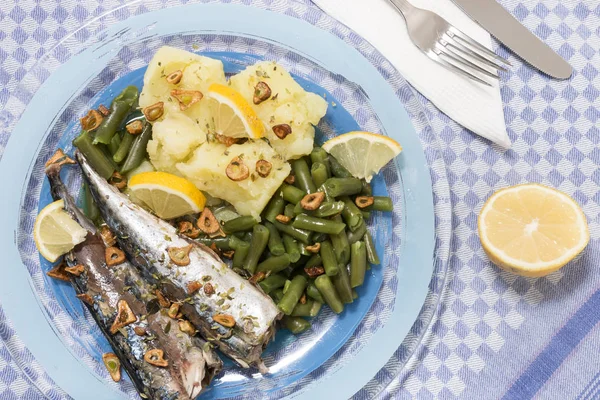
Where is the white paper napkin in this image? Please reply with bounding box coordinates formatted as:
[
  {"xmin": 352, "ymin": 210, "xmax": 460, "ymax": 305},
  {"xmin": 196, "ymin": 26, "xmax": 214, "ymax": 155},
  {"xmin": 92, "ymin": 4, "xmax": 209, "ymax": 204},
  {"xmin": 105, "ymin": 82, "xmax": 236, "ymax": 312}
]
[{"xmin": 312, "ymin": 0, "xmax": 510, "ymax": 147}]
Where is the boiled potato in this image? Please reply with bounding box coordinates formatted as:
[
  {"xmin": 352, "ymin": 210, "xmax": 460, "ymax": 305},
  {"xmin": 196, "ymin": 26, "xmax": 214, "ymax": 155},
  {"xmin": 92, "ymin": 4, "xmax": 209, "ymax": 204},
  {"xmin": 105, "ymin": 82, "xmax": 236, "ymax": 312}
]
[
  {"xmin": 147, "ymin": 113, "xmax": 206, "ymax": 175},
  {"xmin": 140, "ymin": 46, "xmax": 226, "ymax": 129},
  {"xmin": 177, "ymin": 140, "xmax": 291, "ymax": 219},
  {"xmin": 229, "ymin": 61, "xmax": 328, "ymax": 160}
]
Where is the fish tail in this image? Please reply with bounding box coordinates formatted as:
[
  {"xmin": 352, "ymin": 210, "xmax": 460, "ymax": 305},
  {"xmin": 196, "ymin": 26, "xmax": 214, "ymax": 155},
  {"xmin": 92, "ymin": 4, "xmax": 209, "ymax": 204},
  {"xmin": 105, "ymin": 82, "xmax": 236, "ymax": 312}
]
[
  {"xmin": 45, "ymin": 148, "xmax": 96, "ymax": 234},
  {"xmin": 45, "ymin": 149, "xmax": 76, "ymax": 175}
]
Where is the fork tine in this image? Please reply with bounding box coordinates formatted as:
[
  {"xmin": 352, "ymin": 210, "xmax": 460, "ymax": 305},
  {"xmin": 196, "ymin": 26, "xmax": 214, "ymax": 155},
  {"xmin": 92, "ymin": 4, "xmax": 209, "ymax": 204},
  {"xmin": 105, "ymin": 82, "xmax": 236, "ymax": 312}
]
[
  {"xmin": 435, "ymin": 44, "xmax": 499, "ymax": 80},
  {"xmin": 441, "ymin": 34, "xmax": 508, "ymax": 72},
  {"xmin": 426, "ymin": 51, "xmax": 492, "ymax": 86},
  {"xmin": 447, "ymin": 27, "xmax": 512, "ymax": 67}
]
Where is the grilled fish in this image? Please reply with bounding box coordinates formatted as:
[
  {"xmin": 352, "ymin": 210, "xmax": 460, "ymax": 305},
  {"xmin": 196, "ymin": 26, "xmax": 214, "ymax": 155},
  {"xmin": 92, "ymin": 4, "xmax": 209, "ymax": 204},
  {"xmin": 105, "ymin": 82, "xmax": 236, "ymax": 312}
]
[
  {"xmin": 46, "ymin": 150, "xmax": 222, "ymax": 399},
  {"xmin": 76, "ymin": 151, "xmax": 282, "ymax": 372}
]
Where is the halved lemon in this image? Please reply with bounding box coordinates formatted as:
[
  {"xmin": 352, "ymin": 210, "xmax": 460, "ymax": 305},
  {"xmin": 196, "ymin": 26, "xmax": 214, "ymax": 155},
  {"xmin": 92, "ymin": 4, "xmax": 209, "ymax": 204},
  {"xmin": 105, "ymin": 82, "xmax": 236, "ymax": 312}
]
[
  {"xmin": 34, "ymin": 199, "xmax": 88, "ymax": 262},
  {"xmin": 478, "ymin": 184, "xmax": 589, "ymax": 277},
  {"xmin": 207, "ymin": 83, "xmax": 265, "ymax": 139},
  {"xmin": 322, "ymin": 131, "xmax": 402, "ymax": 182},
  {"xmin": 129, "ymin": 172, "xmax": 206, "ymax": 220}
]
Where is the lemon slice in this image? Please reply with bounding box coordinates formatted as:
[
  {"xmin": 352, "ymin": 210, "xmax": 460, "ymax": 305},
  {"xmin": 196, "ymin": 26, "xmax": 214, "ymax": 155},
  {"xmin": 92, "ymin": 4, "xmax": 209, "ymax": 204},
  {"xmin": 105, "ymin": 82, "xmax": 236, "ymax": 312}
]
[
  {"xmin": 128, "ymin": 171, "xmax": 206, "ymax": 220},
  {"xmin": 478, "ymin": 184, "xmax": 589, "ymax": 277},
  {"xmin": 34, "ymin": 199, "xmax": 88, "ymax": 262},
  {"xmin": 207, "ymin": 83, "xmax": 265, "ymax": 139},
  {"xmin": 322, "ymin": 131, "xmax": 402, "ymax": 182}
]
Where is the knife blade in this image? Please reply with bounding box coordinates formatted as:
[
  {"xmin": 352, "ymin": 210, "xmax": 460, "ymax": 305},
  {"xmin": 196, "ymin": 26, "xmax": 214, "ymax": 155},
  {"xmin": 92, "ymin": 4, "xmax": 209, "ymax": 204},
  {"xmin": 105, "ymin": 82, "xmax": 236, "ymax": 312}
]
[{"xmin": 451, "ymin": 0, "xmax": 572, "ymax": 79}]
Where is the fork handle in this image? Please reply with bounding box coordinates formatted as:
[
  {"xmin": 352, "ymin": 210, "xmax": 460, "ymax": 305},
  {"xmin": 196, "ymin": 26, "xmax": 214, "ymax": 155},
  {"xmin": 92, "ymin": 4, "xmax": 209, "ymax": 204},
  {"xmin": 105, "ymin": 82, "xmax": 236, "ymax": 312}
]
[{"xmin": 388, "ymin": 0, "xmax": 415, "ymax": 16}]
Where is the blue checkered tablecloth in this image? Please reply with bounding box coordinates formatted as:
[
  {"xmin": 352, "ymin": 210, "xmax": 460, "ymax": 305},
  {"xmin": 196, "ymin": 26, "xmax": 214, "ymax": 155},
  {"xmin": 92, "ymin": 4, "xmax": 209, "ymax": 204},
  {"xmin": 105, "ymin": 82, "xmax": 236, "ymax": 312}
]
[{"xmin": 1, "ymin": 0, "xmax": 599, "ymax": 399}]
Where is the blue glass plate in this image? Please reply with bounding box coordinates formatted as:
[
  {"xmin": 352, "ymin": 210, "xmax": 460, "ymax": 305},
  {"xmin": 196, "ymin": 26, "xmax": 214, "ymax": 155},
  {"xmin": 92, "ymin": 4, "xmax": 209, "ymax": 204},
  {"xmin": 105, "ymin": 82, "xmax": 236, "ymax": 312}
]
[{"xmin": 0, "ymin": 2, "xmax": 449, "ymax": 399}]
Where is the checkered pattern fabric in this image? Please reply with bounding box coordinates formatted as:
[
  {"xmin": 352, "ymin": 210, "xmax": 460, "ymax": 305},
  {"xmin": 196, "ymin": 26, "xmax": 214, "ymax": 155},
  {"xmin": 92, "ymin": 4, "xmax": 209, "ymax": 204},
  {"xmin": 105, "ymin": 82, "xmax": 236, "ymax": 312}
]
[{"xmin": 0, "ymin": 0, "xmax": 599, "ymax": 399}]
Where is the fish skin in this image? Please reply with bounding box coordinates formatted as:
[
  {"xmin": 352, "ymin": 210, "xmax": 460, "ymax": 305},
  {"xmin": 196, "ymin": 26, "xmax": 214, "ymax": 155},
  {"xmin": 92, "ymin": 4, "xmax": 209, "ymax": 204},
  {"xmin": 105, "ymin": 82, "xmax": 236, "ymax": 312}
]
[
  {"xmin": 76, "ymin": 151, "xmax": 282, "ymax": 371},
  {"xmin": 46, "ymin": 150, "xmax": 222, "ymax": 400}
]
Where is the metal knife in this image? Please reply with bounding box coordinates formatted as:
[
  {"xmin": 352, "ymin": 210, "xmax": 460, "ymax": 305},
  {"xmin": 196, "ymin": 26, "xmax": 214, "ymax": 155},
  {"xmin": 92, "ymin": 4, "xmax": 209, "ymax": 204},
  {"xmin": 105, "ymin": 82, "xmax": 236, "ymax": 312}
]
[{"xmin": 451, "ymin": 0, "xmax": 573, "ymax": 79}]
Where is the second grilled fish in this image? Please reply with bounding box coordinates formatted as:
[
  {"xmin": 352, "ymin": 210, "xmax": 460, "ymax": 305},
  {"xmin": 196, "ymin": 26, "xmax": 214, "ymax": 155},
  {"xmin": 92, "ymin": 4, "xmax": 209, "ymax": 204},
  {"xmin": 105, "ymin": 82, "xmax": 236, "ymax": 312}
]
[
  {"xmin": 46, "ymin": 150, "xmax": 222, "ymax": 399},
  {"xmin": 77, "ymin": 151, "xmax": 282, "ymax": 372}
]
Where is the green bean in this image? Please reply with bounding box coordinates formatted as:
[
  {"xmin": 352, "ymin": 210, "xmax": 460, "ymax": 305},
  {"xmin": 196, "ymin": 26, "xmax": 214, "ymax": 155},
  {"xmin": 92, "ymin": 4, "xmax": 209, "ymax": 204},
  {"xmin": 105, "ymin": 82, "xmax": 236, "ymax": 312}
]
[
  {"xmin": 197, "ymin": 237, "xmax": 232, "ymax": 250},
  {"xmin": 347, "ymin": 220, "xmax": 368, "ymax": 245},
  {"xmin": 320, "ymin": 241, "xmax": 339, "ymax": 276},
  {"xmin": 271, "ymin": 289, "xmax": 285, "ymax": 303},
  {"xmin": 113, "ymin": 131, "xmax": 135, "ymax": 163},
  {"xmin": 284, "ymin": 204, "xmax": 296, "ymax": 219},
  {"xmin": 232, "ymin": 246, "xmax": 250, "ymax": 268},
  {"xmin": 310, "ymin": 147, "xmax": 330, "ymax": 174},
  {"xmin": 294, "ymin": 200, "xmax": 345, "ymax": 219},
  {"xmin": 364, "ymin": 231, "xmax": 380, "ymax": 265},
  {"xmin": 311, "ymin": 162, "xmax": 329, "ymax": 188},
  {"xmin": 283, "ymin": 279, "xmax": 291, "ymax": 294},
  {"xmin": 319, "ymin": 185, "xmax": 335, "ymax": 203},
  {"xmin": 315, "ymin": 201, "xmax": 345, "ymax": 218},
  {"xmin": 352, "ymin": 289, "xmax": 359, "ymax": 300},
  {"xmin": 361, "ymin": 210, "xmax": 371, "ymax": 220},
  {"xmin": 257, "ymin": 254, "xmax": 290, "ymax": 273},
  {"xmin": 366, "ymin": 196, "xmax": 394, "ymax": 212},
  {"xmin": 298, "ymin": 242, "xmax": 311, "ymax": 256},
  {"xmin": 120, "ymin": 123, "xmax": 152, "ymax": 173},
  {"xmin": 306, "ymin": 282, "xmax": 325, "ymax": 303},
  {"xmin": 281, "ymin": 184, "xmax": 306, "ymax": 204},
  {"xmin": 329, "ymin": 155, "xmax": 352, "ymax": 178},
  {"xmin": 114, "ymin": 85, "xmax": 139, "ymax": 105},
  {"xmin": 223, "ymin": 216, "xmax": 257, "ymax": 234},
  {"xmin": 264, "ymin": 222, "xmax": 285, "ymax": 256},
  {"xmin": 263, "ymin": 195, "xmax": 285, "ymax": 223},
  {"xmin": 292, "ymin": 300, "xmax": 322, "ymax": 317},
  {"xmin": 108, "ymin": 133, "xmax": 122, "ymax": 155},
  {"xmin": 293, "ymin": 214, "xmax": 346, "ymax": 235},
  {"xmin": 282, "ymin": 235, "xmax": 301, "ymax": 263},
  {"xmin": 341, "ymin": 196, "xmax": 364, "ymax": 232},
  {"xmin": 330, "ymin": 215, "xmax": 350, "ymax": 265},
  {"xmin": 81, "ymin": 182, "xmax": 99, "ymax": 222},
  {"xmin": 278, "ymin": 275, "xmax": 307, "ymax": 315},
  {"xmin": 291, "ymin": 158, "xmax": 316, "ymax": 194},
  {"xmin": 229, "ymin": 236, "xmax": 250, "ymax": 269},
  {"xmin": 94, "ymin": 86, "xmax": 139, "ymax": 144},
  {"xmin": 304, "ymin": 254, "xmax": 322, "ymax": 270},
  {"xmin": 293, "ymin": 201, "xmax": 304, "ymax": 217},
  {"xmin": 315, "ymin": 275, "xmax": 344, "ymax": 314},
  {"xmin": 323, "ymin": 177, "xmax": 363, "ymax": 198},
  {"xmin": 282, "ymin": 316, "xmax": 311, "ymax": 334},
  {"xmin": 273, "ymin": 221, "xmax": 311, "ymax": 244},
  {"xmin": 258, "ymin": 274, "xmax": 287, "ymax": 294},
  {"xmin": 361, "ymin": 179, "xmax": 373, "ymax": 196},
  {"xmin": 73, "ymin": 130, "xmax": 116, "ymax": 179},
  {"xmin": 350, "ymin": 241, "xmax": 367, "ymax": 288},
  {"xmin": 243, "ymin": 224, "xmax": 270, "ymax": 274},
  {"xmin": 293, "ymin": 200, "xmax": 343, "ymax": 218},
  {"xmin": 332, "ymin": 265, "xmax": 354, "ymax": 304}
]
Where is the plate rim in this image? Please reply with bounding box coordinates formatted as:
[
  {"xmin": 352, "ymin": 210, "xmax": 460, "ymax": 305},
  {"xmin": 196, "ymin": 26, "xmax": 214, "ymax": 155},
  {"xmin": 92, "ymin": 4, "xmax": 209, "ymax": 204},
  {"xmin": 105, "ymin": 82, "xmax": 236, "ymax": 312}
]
[{"xmin": 0, "ymin": 3, "xmax": 436, "ymax": 399}]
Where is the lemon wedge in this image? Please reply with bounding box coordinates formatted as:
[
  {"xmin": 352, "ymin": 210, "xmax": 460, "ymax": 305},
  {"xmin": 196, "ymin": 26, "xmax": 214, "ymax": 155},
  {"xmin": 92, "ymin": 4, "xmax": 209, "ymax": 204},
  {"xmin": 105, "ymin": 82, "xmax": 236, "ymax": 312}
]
[
  {"xmin": 207, "ymin": 83, "xmax": 265, "ymax": 139},
  {"xmin": 128, "ymin": 172, "xmax": 206, "ymax": 220},
  {"xmin": 322, "ymin": 131, "xmax": 402, "ymax": 182},
  {"xmin": 34, "ymin": 199, "xmax": 88, "ymax": 262},
  {"xmin": 478, "ymin": 184, "xmax": 589, "ymax": 277}
]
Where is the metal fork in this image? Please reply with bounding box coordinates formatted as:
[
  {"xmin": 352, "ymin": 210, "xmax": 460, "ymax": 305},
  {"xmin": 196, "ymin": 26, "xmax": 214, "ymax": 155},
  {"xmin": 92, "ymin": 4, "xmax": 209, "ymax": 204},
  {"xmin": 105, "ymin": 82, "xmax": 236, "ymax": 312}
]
[{"xmin": 388, "ymin": 0, "xmax": 511, "ymax": 86}]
